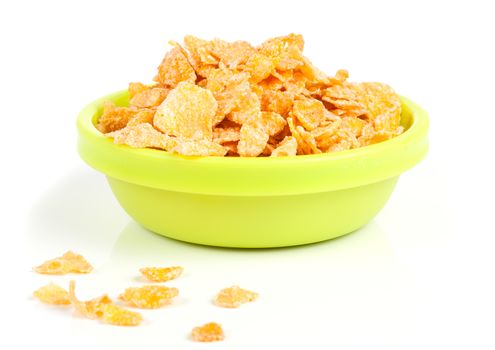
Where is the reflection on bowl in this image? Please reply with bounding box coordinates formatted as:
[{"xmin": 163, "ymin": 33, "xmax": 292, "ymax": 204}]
[{"xmin": 77, "ymin": 91, "xmax": 428, "ymax": 248}]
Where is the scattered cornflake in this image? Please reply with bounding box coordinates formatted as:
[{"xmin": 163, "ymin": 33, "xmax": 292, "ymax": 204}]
[
  {"xmin": 214, "ymin": 285, "xmax": 259, "ymax": 308},
  {"xmin": 118, "ymin": 285, "xmax": 179, "ymax": 309},
  {"xmin": 191, "ymin": 322, "xmax": 225, "ymax": 342},
  {"xmin": 139, "ymin": 266, "xmax": 183, "ymax": 283},
  {"xmin": 34, "ymin": 251, "xmax": 93, "ymax": 275},
  {"xmin": 42, "ymin": 280, "xmax": 143, "ymax": 326},
  {"xmin": 101, "ymin": 303, "xmax": 142, "ymax": 327},
  {"xmin": 33, "ymin": 283, "xmax": 71, "ymax": 305},
  {"xmin": 101, "ymin": 34, "xmax": 403, "ymax": 156},
  {"xmin": 68, "ymin": 280, "xmax": 112, "ymax": 320}
]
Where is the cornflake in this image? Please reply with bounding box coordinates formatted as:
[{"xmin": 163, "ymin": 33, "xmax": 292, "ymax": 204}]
[
  {"xmin": 154, "ymin": 82, "xmax": 217, "ymax": 140},
  {"xmin": 213, "ymin": 126, "xmax": 241, "ymax": 144},
  {"xmin": 183, "ymin": 35, "xmax": 217, "ymax": 78},
  {"xmin": 154, "ymin": 46, "xmax": 196, "ymax": 88},
  {"xmin": 261, "ymin": 112, "xmax": 286, "ymax": 136},
  {"xmin": 128, "ymin": 82, "xmax": 152, "ymax": 98},
  {"xmin": 214, "ymin": 40, "xmax": 255, "ymax": 69},
  {"xmin": 261, "ymin": 89, "xmax": 293, "ymax": 116},
  {"xmin": 271, "ymin": 136, "xmax": 298, "ymax": 157},
  {"xmin": 34, "ymin": 251, "xmax": 93, "ymax": 275},
  {"xmin": 100, "ymin": 304, "xmax": 142, "ymax": 327},
  {"xmin": 237, "ymin": 121, "xmax": 269, "ymax": 157},
  {"xmin": 33, "ymin": 283, "xmax": 71, "ymax": 305},
  {"xmin": 129, "ymin": 87, "xmax": 168, "ymax": 108},
  {"xmin": 287, "ymin": 117, "xmax": 320, "ymax": 155},
  {"xmin": 68, "ymin": 281, "xmax": 142, "ymax": 326},
  {"xmin": 259, "ymin": 33, "xmax": 305, "ymax": 71},
  {"xmin": 106, "ymin": 123, "xmax": 174, "ymax": 150},
  {"xmin": 68, "ymin": 280, "xmax": 112, "ymax": 319},
  {"xmin": 140, "ymin": 266, "xmax": 183, "ymax": 283},
  {"xmin": 126, "ymin": 109, "xmax": 155, "ymax": 127},
  {"xmin": 222, "ymin": 141, "xmax": 238, "ymax": 156},
  {"xmin": 353, "ymin": 82, "xmax": 402, "ymax": 135},
  {"xmin": 118, "ymin": 285, "xmax": 179, "ymax": 309},
  {"xmin": 214, "ymin": 285, "xmax": 259, "ymax": 308},
  {"xmin": 191, "ymin": 322, "xmax": 225, "ymax": 342},
  {"xmin": 227, "ymin": 89, "xmax": 261, "ymax": 125},
  {"xmin": 97, "ymin": 102, "xmax": 138, "ymax": 134},
  {"xmin": 101, "ymin": 34, "xmax": 403, "ymax": 157},
  {"xmin": 292, "ymin": 98, "xmax": 326, "ymax": 131},
  {"xmin": 169, "ymin": 139, "xmax": 227, "ymax": 156}
]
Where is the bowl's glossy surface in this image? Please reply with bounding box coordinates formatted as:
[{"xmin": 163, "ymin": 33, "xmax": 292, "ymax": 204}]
[{"xmin": 77, "ymin": 91, "xmax": 428, "ymax": 247}]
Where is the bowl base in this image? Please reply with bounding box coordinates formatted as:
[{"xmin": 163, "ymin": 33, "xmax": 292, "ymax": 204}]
[{"xmin": 107, "ymin": 176, "xmax": 399, "ymax": 248}]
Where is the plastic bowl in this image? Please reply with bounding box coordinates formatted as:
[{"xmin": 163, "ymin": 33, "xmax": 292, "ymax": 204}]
[{"xmin": 77, "ymin": 90, "xmax": 429, "ymax": 248}]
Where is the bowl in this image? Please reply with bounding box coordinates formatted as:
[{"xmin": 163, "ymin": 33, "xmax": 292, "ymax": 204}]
[{"xmin": 77, "ymin": 90, "xmax": 429, "ymax": 248}]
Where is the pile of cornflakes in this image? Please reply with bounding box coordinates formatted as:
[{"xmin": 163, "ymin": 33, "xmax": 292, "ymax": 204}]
[{"xmin": 99, "ymin": 34, "xmax": 403, "ymax": 157}]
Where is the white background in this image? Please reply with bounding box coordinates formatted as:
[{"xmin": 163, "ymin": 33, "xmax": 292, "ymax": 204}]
[{"xmin": 1, "ymin": 0, "xmax": 494, "ymax": 349}]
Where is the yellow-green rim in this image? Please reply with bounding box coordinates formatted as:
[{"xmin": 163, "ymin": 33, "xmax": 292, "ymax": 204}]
[{"xmin": 77, "ymin": 90, "xmax": 429, "ymax": 196}]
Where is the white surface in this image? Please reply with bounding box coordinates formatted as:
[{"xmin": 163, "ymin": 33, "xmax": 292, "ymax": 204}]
[{"xmin": 2, "ymin": 0, "xmax": 494, "ymax": 349}]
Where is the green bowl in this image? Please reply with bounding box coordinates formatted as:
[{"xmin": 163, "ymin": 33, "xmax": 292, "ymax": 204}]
[{"xmin": 77, "ymin": 90, "xmax": 429, "ymax": 248}]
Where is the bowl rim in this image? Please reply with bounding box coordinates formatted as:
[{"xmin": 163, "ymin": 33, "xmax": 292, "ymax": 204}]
[{"xmin": 77, "ymin": 90, "xmax": 429, "ymax": 196}]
